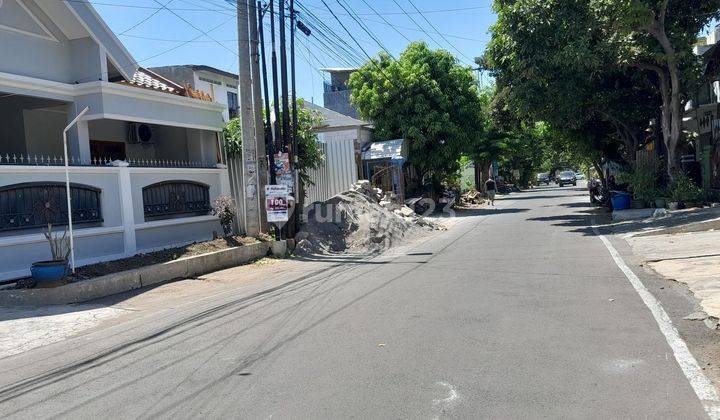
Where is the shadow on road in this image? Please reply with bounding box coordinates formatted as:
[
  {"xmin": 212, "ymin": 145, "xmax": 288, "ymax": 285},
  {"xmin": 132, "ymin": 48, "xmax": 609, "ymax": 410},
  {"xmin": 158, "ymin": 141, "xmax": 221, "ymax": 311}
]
[{"xmin": 453, "ymin": 208, "xmax": 529, "ymax": 217}]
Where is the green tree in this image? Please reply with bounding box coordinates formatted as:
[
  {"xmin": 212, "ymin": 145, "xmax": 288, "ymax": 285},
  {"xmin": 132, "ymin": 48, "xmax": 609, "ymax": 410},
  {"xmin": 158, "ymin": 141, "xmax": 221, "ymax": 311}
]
[
  {"xmin": 594, "ymin": 0, "xmax": 720, "ymax": 179},
  {"xmin": 222, "ymin": 99, "xmax": 324, "ymax": 187},
  {"xmin": 484, "ymin": 0, "xmax": 659, "ymax": 168},
  {"xmin": 485, "ymin": 0, "xmax": 720, "ymax": 180},
  {"xmin": 349, "ymin": 42, "xmax": 486, "ymax": 192}
]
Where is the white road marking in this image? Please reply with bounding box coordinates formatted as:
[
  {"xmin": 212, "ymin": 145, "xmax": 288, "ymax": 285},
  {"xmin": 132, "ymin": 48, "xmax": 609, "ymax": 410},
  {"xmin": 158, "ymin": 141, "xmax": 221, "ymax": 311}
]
[
  {"xmin": 594, "ymin": 227, "xmax": 720, "ymax": 419},
  {"xmin": 432, "ymin": 381, "xmax": 459, "ymax": 420}
]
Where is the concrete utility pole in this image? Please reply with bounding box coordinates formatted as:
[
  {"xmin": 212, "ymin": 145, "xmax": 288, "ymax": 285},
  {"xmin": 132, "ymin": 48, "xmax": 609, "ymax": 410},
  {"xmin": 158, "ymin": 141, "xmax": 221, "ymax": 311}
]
[
  {"xmin": 237, "ymin": 0, "xmax": 262, "ymax": 236},
  {"xmin": 249, "ymin": 0, "xmax": 268, "ymax": 231}
]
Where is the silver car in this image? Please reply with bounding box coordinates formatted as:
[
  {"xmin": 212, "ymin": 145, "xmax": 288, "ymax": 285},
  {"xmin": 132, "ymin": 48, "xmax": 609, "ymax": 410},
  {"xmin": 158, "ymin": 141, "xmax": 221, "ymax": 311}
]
[{"xmin": 558, "ymin": 171, "xmax": 577, "ymax": 187}]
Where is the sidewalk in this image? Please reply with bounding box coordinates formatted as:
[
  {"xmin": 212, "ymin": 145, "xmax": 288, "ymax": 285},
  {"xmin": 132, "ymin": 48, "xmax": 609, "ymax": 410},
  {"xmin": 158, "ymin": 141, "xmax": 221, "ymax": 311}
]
[
  {"xmin": 622, "ymin": 208, "xmax": 720, "ymax": 320},
  {"xmin": 0, "ymin": 257, "xmax": 334, "ymax": 359}
]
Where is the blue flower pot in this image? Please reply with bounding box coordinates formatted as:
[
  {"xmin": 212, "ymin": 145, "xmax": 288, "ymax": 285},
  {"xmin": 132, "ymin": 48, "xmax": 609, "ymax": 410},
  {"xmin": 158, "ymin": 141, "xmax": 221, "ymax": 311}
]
[{"xmin": 30, "ymin": 260, "xmax": 69, "ymax": 284}]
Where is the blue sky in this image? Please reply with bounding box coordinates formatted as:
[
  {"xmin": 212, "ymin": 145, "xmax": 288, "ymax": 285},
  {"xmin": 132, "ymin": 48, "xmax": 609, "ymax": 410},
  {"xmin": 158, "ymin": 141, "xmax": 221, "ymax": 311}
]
[{"xmin": 92, "ymin": 0, "xmax": 497, "ymax": 106}]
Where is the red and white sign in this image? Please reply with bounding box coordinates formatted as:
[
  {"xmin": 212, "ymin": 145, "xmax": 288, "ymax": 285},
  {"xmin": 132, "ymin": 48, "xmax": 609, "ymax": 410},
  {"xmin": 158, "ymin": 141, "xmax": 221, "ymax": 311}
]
[{"xmin": 265, "ymin": 185, "xmax": 289, "ymax": 223}]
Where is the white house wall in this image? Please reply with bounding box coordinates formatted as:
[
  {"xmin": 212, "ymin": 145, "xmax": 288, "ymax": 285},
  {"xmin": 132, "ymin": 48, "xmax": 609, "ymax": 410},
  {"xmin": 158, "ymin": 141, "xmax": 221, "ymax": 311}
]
[
  {"xmin": 76, "ymin": 88, "xmax": 225, "ymax": 131},
  {"xmin": 193, "ymin": 72, "xmax": 238, "ymax": 122},
  {"xmin": 0, "ymin": 166, "xmax": 228, "ymax": 280}
]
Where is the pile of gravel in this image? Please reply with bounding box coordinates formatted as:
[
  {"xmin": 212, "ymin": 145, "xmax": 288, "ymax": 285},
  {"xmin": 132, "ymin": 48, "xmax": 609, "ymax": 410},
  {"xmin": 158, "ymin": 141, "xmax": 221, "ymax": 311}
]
[{"xmin": 296, "ymin": 182, "xmax": 442, "ymax": 255}]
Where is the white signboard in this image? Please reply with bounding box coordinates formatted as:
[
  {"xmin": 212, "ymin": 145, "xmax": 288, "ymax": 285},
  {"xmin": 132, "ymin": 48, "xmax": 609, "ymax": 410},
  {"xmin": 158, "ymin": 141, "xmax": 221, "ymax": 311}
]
[{"xmin": 265, "ymin": 185, "xmax": 289, "ymax": 223}]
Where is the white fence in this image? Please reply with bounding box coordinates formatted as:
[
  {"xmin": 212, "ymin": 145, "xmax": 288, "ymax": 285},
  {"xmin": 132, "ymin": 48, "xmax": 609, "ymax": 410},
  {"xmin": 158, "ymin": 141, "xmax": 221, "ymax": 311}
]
[
  {"xmin": 0, "ymin": 164, "xmax": 230, "ymax": 280},
  {"xmin": 305, "ymin": 137, "xmax": 358, "ymax": 204}
]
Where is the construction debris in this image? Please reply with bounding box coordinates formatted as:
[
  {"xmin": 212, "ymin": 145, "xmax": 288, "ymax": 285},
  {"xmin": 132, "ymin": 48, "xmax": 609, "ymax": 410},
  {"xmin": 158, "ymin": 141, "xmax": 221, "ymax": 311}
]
[
  {"xmin": 460, "ymin": 190, "xmax": 485, "ymax": 205},
  {"xmin": 296, "ymin": 182, "xmax": 444, "ymax": 255}
]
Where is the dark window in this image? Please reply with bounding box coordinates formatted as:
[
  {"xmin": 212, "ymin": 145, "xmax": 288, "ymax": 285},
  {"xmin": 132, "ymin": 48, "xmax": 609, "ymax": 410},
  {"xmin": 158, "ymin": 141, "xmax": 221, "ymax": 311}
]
[
  {"xmin": 0, "ymin": 182, "xmax": 102, "ymax": 231},
  {"xmin": 90, "ymin": 140, "xmax": 126, "ymax": 161},
  {"xmin": 227, "ymin": 91, "xmax": 239, "ymax": 119},
  {"xmin": 142, "ymin": 181, "xmax": 210, "ymax": 221}
]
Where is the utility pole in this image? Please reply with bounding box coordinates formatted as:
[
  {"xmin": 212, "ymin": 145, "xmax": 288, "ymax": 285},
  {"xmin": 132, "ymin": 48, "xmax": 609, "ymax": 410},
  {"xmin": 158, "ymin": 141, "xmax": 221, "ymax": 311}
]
[
  {"xmin": 258, "ymin": 1, "xmax": 276, "ymax": 185},
  {"xmin": 270, "ymin": 1, "xmax": 282, "ymax": 156},
  {"xmin": 289, "ymin": 0, "xmax": 300, "ymax": 228},
  {"xmin": 279, "ymin": 0, "xmax": 291, "ymax": 153},
  {"xmin": 279, "ymin": 0, "xmax": 295, "ymax": 237},
  {"xmin": 249, "ymin": 0, "xmax": 268, "ymax": 232},
  {"xmin": 237, "ymin": 0, "xmax": 261, "ymax": 237}
]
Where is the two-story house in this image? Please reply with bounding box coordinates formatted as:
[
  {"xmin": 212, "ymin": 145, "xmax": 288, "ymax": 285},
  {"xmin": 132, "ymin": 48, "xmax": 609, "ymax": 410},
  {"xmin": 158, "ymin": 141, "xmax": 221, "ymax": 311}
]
[{"xmin": 0, "ymin": 0, "xmax": 231, "ymax": 280}]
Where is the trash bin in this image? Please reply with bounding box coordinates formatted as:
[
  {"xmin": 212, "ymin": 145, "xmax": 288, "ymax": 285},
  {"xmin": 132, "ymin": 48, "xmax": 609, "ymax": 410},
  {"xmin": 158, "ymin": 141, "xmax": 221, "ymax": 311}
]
[{"xmin": 611, "ymin": 191, "xmax": 631, "ymax": 210}]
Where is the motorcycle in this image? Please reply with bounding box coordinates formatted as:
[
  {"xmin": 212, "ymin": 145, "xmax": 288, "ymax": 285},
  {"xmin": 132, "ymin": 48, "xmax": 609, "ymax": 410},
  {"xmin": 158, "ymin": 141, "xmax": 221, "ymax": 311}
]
[{"xmin": 588, "ymin": 179, "xmax": 607, "ymax": 206}]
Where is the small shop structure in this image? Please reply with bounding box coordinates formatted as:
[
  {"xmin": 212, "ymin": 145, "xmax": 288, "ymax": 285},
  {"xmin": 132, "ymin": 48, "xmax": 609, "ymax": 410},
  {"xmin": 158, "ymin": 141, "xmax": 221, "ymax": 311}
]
[{"xmin": 361, "ymin": 139, "xmax": 408, "ymax": 201}]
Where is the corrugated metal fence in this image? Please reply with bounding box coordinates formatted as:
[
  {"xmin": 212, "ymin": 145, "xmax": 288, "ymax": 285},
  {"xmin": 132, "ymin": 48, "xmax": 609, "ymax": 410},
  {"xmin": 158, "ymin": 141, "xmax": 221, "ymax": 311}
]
[{"xmin": 305, "ymin": 138, "xmax": 358, "ymax": 204}]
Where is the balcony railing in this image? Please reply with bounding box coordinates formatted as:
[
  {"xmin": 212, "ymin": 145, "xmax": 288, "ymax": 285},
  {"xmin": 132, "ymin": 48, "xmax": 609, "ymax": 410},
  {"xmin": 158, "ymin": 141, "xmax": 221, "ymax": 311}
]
[{"xmin": 0, "ymin": 154, "xmax": 220, "ymax": 169}]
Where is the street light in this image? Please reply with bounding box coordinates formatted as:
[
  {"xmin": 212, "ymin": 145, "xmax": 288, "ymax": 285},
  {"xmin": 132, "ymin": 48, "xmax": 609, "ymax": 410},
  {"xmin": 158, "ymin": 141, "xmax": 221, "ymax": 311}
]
[{"xmin": 62, "ymin": 106, "xmax": 89, "ymax": 274}]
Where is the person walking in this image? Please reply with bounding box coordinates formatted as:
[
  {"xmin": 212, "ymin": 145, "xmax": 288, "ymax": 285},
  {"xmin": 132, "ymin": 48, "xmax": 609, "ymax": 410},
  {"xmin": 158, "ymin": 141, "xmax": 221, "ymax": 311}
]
[{"xmin": 485, "ymin": 177, "xmax": 497, "ymax": 206}]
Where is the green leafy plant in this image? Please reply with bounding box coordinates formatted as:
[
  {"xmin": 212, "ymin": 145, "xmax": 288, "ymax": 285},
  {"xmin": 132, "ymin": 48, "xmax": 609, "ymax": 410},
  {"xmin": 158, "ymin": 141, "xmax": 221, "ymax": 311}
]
[
  {"xmin": 211, "ymin": 195, "xmax": 237, "ymax": 236},
  {"xmin": 222, "ymin": 99, "xmax": 324, "ymax": 187},
  {"xmin": 616, "ymin": 158, "xmax": 660, "ymax": 204},
  {"xmin": 669, "ymin": 173, "xmax": 703, "ymax": 204},
  {"xmin": 43, "ymin": 224, "xmax": 71, "ymax": 261},
  {"xmin": 222, "ymin": 118, "xmax": 242, "ymax": 158}
]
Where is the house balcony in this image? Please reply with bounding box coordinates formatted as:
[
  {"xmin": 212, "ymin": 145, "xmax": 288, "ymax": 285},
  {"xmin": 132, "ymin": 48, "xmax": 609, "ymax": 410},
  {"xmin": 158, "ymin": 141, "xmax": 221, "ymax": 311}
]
[{"xmin": 0, "ymin": 93, "xmax": 230, "ymax": 281}]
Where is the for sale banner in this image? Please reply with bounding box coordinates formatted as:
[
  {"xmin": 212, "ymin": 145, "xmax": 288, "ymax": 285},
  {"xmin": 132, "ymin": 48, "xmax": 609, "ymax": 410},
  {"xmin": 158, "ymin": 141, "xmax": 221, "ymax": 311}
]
[{"xmin": 265, "ymin": 185, "xmax": 289, "ymax": 223}]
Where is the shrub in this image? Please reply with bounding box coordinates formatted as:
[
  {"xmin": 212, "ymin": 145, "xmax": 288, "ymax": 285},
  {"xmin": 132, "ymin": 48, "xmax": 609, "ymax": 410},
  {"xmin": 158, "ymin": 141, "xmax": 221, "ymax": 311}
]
[
  {"xmin": 43, "ymin": 224, "xmax": 71, "ymax": 261},
  {"xmin": 211, "ymin": 195, "xmax": 237, "ymax": 236},
  {"xmin": 670, "ymin": 173, "xmax": 703, "ymax": 204},
  {"xmin": 616, "ymin": 158, "xmax": 660, "ymax": 203}
]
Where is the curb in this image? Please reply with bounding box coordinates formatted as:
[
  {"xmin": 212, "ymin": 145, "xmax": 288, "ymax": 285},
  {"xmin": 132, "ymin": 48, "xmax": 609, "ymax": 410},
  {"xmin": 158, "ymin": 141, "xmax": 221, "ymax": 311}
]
[{"xmin": 0, "ymin": 241, "xmax": 285, "ymax": 306}]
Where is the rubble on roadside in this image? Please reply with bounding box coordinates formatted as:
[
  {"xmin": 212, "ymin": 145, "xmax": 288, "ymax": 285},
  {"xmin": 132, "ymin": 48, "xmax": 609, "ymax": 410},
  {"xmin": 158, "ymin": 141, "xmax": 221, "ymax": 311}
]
[
  {"xmin": 295, "ymin": 180, "xmax": 444, "ymax": 255},
  {"xmin": 460, "ymin": 189, "xmax": 485, "ymax": 206}
]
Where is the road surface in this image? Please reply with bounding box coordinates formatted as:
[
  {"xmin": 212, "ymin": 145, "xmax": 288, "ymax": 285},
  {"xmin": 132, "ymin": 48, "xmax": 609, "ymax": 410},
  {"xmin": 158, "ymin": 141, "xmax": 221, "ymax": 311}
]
[{"xmin": 0, "ymin": 185, "xmax": 713, "ymax": 418}]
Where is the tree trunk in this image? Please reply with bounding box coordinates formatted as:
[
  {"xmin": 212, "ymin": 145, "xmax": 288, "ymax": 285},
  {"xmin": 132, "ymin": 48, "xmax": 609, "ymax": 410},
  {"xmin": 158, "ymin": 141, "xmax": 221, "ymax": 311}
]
[
  {"xmin": 656, "ymin": 68, "xmax": 676, "ymax": 181},
  {"xmin": 649, "ymin": 7, "xmax": 682, "ymax": 182}
]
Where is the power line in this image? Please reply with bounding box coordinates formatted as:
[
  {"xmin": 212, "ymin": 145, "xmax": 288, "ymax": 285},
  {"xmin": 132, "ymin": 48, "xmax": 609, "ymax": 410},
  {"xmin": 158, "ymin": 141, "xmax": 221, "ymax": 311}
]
[
  {"xmin": 302, "ymin": 3, "xmax": 493, "ymax": 16},
  {"xmin": 117, "ymin": 0, "xmax": 174, "ymax": 35},
  {"xmin": 318, "ymin": 0, "xmax": 398, "ymax": 88},
  {"xmin": 150, "ymin": 0, "xmax": 237, "ymax": 57},
  {"xmin": 405, "ymin": 0, "xmax": 475, "ymax": 65},
  {"xmin": 334, "ymin": 0, "xmax": 395, "ymax": 59},
  {"xmin": 359, "ymin": 0, "xmax": 411, "ymax": 43},
  {"xmin": 390, "ymin": 0, "xmax": 444, "ymax": 50}
]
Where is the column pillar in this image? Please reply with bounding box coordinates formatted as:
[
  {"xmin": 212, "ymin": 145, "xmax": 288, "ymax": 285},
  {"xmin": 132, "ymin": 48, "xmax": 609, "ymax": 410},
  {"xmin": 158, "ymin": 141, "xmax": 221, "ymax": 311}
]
[
  {"xmin": 66, "ymin": 104, "xmax": 91, "ymax": 164},
  {"xmin": 113, "ymin": 161, "xmax": 137, "ymax": 257}
]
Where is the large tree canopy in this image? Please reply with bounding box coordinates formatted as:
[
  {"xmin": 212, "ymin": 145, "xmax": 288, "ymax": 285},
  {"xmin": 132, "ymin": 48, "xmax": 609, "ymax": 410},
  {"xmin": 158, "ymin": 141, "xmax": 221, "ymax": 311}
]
[
  {"xmin": 349, "ymin": 42, "xmax": 486, "ymax": 190},
  {"xmin": 485, "ymin": 0, "xmax": 720, "ymax": 179}
]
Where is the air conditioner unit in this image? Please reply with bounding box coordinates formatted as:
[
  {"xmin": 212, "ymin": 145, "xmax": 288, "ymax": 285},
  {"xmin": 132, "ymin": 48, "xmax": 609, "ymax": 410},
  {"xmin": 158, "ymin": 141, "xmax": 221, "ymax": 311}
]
[{"xmin": 128, "ymin": 123, "xmax": 154, "ymax": 144}]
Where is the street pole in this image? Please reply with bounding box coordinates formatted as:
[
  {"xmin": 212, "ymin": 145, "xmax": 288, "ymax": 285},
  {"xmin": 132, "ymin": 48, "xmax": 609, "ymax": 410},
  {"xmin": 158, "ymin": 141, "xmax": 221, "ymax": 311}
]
[
  {"xmin": 237, "ymin": 0, "xmax": 261, "ymax": 237},
  {"xmin": 269, "ymin": 0, "xmax": 282, "ymax": 155},
  {"xmin": 258, "ymin": 1, "xmax": 276, "ymax": 185},
  {"xmin": 290, "ymin": 0, "xmax": 300, "ymax": 228},
  {"xmin": 249, "ymin": 0, "xmax": 268, "ymax": 233},
  {"xmin": 279, "ymin": 0, "xmax": 294, "ymax": 237},
  {"xmin": 62, "ymin": 106, "xmax": 90, "ymax": 274},
  {"xmin": 279, "ymin": 0, "xmax": 290, "ymax": 152}
]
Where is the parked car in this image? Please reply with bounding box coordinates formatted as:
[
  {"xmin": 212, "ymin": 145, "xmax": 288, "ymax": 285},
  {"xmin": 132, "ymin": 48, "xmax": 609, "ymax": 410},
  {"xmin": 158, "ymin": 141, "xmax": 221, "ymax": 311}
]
[
  {"xmin": 575, "ymin": 172, "xmax": 586, "ymax": 180},
  {"xmin": 557, "ymin": 171, "xmax": 577, "ymax": 187},
  {"xmin": 536, "ymin": 172, "xmax": 550, "ymax": 185}
]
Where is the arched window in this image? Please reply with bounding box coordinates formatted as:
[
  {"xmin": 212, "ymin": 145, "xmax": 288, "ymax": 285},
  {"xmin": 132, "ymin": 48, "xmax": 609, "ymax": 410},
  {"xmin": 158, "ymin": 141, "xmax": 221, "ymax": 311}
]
[{"xmin": 142, "ymin": 181, "xmax": 210, "ymax": 220}]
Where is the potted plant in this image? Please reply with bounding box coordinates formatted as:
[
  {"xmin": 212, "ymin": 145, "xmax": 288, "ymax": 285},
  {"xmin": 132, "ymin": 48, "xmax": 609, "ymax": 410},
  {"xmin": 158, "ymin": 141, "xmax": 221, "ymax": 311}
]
[
  {"xmin": 653, "ymin": 187, "xmax": 669, "ymax": 209},
  {"xmin": 30, "ymin": 224, "xmax": 71, "ymax": 285}
]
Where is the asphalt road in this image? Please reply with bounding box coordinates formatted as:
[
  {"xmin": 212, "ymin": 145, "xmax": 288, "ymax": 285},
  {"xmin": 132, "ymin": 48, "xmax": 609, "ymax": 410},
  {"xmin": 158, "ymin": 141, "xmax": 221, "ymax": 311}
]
[{"xmin": 0, "ymin": 185, "xmax": 712, "ymax": 419}]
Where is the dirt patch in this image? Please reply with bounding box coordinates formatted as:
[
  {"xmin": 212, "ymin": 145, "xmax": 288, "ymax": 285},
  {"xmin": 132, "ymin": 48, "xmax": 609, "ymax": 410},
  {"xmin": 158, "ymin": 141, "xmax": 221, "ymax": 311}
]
[{"xmin": 69, "ymin": 236, "xmax": 260, "ymax": 280}]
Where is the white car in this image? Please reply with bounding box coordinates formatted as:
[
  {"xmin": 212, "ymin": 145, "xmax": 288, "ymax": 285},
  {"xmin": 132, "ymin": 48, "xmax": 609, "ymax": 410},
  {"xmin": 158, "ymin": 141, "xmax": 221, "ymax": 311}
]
[{"xmin": 575, "ymin": 172, "xmax": 586, "ymax": 180}]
